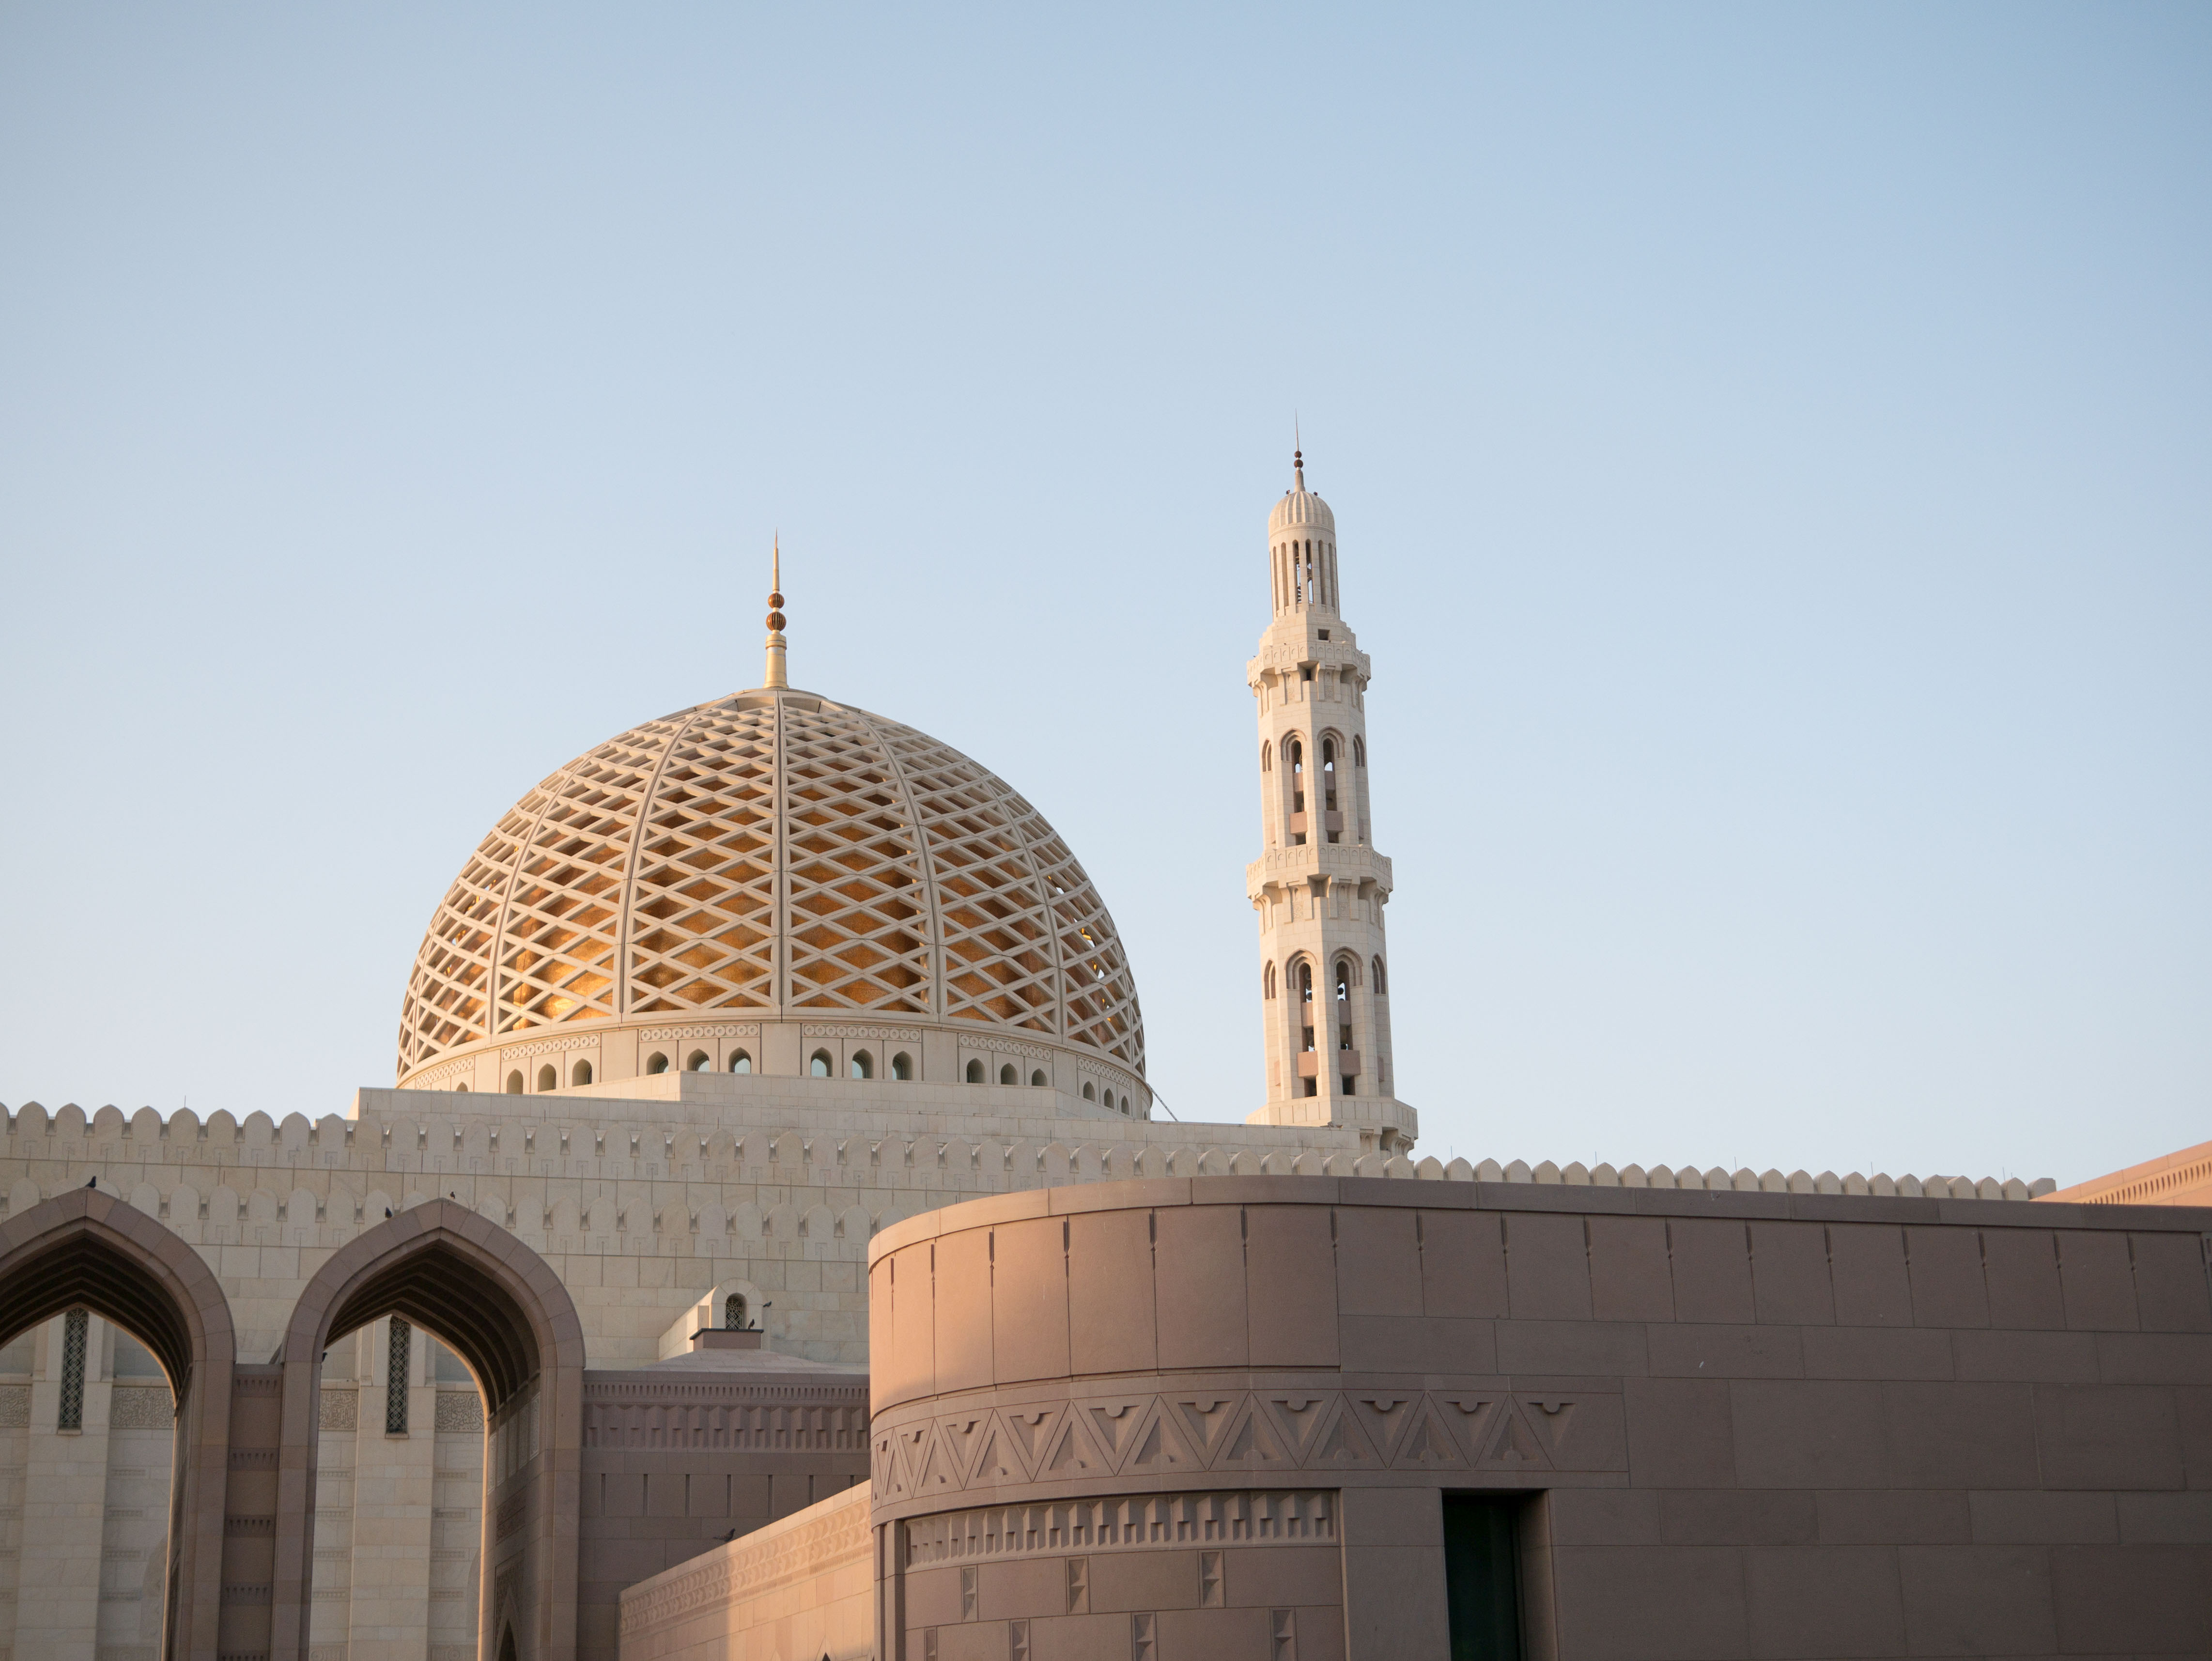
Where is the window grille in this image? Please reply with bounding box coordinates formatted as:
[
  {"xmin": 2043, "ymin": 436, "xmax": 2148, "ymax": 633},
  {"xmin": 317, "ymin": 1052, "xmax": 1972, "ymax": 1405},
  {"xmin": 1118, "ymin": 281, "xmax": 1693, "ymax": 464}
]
[
  {"xmin": 725, "ymin": 1295, "xmax": 746, "ymax": 1330},
  {"xmin": 58, "ymin": 1309, "xmax": 88, "ymax": 1430},
  {"xmin": 386, "ymin": 1318, "xmax": 410, "ymax": 1433}
]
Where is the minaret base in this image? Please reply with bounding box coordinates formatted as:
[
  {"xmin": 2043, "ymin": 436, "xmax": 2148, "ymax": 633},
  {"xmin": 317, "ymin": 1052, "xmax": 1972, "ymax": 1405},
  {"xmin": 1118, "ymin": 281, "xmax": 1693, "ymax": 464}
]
[{"xmin": 1246, "ymin": 1093, "xmax": 1418, "ymax": 1153}]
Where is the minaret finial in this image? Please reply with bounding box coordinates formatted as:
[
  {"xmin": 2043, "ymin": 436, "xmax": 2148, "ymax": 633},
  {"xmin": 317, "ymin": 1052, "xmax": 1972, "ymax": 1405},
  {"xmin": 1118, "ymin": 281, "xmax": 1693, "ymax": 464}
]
[
  {"xmin": 1293, "ymin": 415, "xmax": 1304, "ymax": 492},
  {"xmin": 763, "ymin": 533, "xmax": 789, "ymax": 690}
]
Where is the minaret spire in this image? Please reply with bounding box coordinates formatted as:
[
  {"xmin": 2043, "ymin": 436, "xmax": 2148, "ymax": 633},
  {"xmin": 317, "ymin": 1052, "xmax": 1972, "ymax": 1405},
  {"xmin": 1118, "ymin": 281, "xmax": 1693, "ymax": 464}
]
[
  {"xmin": 1293, "ymin": 416, "xmax": 1304, "ymax": 492},
  {"xmin": 763, "ymin": 534, "xmax": 789, "ymax": 690}
]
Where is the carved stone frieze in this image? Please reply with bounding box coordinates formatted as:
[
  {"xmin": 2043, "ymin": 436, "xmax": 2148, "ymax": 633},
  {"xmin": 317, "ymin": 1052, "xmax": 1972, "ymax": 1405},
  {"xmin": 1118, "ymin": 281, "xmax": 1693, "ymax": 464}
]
[
  {"xmin": 901, "ymin": 1489, "xmax": 1335, "ymax": 1565},
  {"xmin": 872, "ymin": 1385, "xmax": 1623, "ymax": 1506},
  {"xmin": 434, "ymin": 1391, "xmax": 484, "ymax": 1433},
  {"xmin": 108, "ymin": 1385, "xmax": 175, "ymax": 1428}
]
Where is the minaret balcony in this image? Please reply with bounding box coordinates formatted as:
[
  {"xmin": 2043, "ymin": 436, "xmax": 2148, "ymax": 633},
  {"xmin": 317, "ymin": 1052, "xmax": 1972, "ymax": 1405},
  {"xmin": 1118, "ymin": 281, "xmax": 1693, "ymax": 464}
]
[{"xmin": 1246, "ymin": 842, "xmax": 1393, "ymax": 899}]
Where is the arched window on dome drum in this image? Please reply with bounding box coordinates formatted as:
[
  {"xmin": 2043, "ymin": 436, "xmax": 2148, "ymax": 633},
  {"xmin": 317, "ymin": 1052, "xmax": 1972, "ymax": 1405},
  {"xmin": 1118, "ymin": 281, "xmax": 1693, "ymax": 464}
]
[
  {"xmin": 809, "ymin": 1051, "xmax": 832, "ymax": 1078},
  {"xmin": 891, "ymin": 1052, "xmax": 913, "ymax": 1081},
  {"xmin": 687, "ymin": 1050, "xmax": 710, "ymax": 1072},
  {"xmin": 850, "ymin": 1051, "xmax": 873, "ymax": 1080},
  {"xmin": 729, "ymin": 1050, "xmax": 751, "ymax": 1073},
  {"xmin": 999, "ymin": 1064, "xmax": 1018, "ymax": 1086},
  {"xmin": 965, "ymin": 1058, "xmax": 985, "ymax": 1085},
  {"xmin": 645, "ymin": 1052, "xmax": 669, "ymax": 1075},
  {"xmin": 1030, "ymin": 1069, "xmax": 1047, "ymax": 1087},
  {"xmin": 1082, "ymin": 1081, "xmax": 1095, "ymax": 1102},
  {"xmin": 571, "ymin": 1059, "xmax": 592, "ymax": 1087},
  {"xmin": 505, "ymin": 1071, "xmax": 524, "ymax": 1095},
  {"xmin": 537, "ymin": 1064, "xmax": 557, "ymax": 1092},
  {"xmin": 724, "ymin": 1294, "xmax": 747, "ymax": 1330}
]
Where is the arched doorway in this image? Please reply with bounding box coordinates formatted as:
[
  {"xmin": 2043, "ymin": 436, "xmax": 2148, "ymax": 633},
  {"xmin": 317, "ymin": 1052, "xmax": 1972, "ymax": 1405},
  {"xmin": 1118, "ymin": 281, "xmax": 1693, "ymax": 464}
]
[
  {"xmin": 0, "ymin": 1188, "xmax": 235, "ymax": 1661},
  {"xmin": 273, "ymin": 1199, "xmax": 583, "ymax": 1661}
]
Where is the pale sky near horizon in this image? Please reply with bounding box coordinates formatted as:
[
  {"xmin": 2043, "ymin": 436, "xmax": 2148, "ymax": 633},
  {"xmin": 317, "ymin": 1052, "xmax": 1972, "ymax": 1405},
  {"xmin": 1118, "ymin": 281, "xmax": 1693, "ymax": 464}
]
[{"xmin": 1, "ymin": 5, "xmax": 2205, "ymax": 1187}]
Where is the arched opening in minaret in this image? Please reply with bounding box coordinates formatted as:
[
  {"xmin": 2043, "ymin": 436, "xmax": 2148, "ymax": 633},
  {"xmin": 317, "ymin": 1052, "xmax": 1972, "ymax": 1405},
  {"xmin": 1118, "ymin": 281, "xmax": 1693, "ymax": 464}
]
[
  {"xmin": 1322, "ymin": 739, "xmax": 1340, "ymax": 843},
  {"xmin": 1297, "ymin": 961, "xmax": 1318, "ymax": 1096},
  {"xmin": 1335, "ymin": 957, "xmax": 1359, "ymax": 1096},
  {"xmin": 1289, "ymin": 741, "xmax": 1307, "ymax": 845}
]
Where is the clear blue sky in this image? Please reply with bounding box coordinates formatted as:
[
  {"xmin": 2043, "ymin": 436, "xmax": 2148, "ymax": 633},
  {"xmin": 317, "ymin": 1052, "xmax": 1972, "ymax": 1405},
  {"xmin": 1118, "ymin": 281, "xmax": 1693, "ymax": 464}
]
[{"xmin": 3, "ymin": 5, "xmax": 2205, "ymax": 1185}]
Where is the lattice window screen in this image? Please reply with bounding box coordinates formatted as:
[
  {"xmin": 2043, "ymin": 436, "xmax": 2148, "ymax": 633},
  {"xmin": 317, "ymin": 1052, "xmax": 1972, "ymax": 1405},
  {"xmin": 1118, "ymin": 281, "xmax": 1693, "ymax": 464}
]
[
  {"xmin": 58, "ymin": 1309, "xmax": 87, "ymax": 1430},
  {"xmin": 783, "ymin": 705, "xmax": 929, "ymax": 1012},
  {"xmin": 625, "ymin": 707, "xmax": 778, "ymax": 1012},
  {"xmin": 386, "ymin": 1318, "xmax": 411, "ymax": 1434},
  {"xmin": 883, "ymin": 725, "xmax": 1059, "ymax": 1034}
]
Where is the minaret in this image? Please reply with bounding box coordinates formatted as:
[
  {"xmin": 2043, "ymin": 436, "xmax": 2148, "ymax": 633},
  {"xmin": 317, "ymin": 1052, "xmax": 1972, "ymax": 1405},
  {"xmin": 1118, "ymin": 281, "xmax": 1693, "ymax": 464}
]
[
  {"xmin": 763, "ymin": 535, "xmax": 789, "ymax": 689},
  {"xmin": 1245, "ymin": 443, "xmax": 1417, "ymax": 1152}
]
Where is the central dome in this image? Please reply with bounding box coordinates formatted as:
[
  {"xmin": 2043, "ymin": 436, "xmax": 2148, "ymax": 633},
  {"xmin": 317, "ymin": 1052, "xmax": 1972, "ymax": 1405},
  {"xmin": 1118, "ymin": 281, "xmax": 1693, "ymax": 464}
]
[{"xmin": 397, "ymin": 686, "xmax": 1143, "ymax": 1093}]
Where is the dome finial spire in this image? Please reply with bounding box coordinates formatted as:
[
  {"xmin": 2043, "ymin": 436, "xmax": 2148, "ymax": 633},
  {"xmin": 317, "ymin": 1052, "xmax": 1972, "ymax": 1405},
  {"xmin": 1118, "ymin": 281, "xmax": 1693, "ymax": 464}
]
[
  {"xmin": 763, "ymin": 533, "xmax": 789, "ymax": 690},
  {"xmin": 1293, "ymin": 414, "xmax": 1304, "ymax": 492}
]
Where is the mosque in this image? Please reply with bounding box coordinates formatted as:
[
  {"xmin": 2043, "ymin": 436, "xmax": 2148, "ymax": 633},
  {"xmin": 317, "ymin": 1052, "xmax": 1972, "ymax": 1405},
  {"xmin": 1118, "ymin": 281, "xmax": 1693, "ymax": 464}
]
[{"xmin": 0, "ymin": 453, "xmax": 2202, "ymax": 1661}]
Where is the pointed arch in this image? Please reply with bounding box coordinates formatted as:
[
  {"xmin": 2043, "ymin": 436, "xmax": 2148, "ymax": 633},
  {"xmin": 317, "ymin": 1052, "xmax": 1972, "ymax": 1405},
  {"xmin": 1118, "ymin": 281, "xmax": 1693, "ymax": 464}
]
[
  {"xmin": 275, "ymin": 1199, "xmax": 584, "ymax": 1661},
  {"xmin": 0, "ymin": 1189, "xmax": 236, "ymax": 1660}
]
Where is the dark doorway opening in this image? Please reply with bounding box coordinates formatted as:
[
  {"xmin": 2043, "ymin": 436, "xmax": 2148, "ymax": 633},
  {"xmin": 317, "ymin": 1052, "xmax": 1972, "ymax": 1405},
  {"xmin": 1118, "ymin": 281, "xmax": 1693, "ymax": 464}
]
[{"xmin": 1444, "ymin": 1494, "xmax": 1525, "ymax": 1661}]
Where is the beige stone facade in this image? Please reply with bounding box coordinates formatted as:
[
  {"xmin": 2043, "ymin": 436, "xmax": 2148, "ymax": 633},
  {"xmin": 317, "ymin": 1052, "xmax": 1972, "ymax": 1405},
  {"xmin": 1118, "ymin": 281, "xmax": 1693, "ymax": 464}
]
[
  {"xmin": 607, "ymin": 1171, "xmax": 2212, "ymax": 1661},
  {"xmin": 0, "ymin": 461, "xmax": 2109, "ymax": 1661},
  {"xmin": 2043, "ymin": 1137, "xmax": 2212, "ymax": 1209}
]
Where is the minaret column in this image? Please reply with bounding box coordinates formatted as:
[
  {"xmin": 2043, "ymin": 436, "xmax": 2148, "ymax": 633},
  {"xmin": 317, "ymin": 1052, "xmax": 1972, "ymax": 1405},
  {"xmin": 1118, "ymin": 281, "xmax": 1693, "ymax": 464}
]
[{"xmin": 1244, "ymin": 446, "xmax": 1416, "ymax": 1152}]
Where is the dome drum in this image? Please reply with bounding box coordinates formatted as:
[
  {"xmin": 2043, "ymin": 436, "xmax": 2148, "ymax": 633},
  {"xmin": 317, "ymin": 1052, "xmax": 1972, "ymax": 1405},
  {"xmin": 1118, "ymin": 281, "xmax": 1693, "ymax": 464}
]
[{"xmin": 399, "ymin": 687, "xmax": 1145, "ymax": 1101}]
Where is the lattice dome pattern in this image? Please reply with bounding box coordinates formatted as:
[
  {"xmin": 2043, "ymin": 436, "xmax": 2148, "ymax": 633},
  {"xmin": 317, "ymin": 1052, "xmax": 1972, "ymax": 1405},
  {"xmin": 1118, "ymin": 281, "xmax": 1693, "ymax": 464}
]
[{"xmin": 398, "ymin": 689, "xmax": 1143, "ymax": 1080}]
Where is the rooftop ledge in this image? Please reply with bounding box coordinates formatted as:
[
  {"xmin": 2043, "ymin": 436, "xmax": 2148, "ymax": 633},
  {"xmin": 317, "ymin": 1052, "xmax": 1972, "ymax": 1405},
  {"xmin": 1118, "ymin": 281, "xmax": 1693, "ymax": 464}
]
[{"xmin": 869, "ymin": 1171, "xmax": 2203, "ymax": 1265}]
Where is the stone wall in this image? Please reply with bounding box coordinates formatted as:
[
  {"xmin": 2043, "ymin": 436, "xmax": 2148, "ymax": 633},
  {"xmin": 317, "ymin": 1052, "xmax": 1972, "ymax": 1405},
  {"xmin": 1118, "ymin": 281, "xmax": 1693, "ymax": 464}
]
[
  {"xmin": 0, "ymin": 1080, "xmax": 1366, "ymax": 1369},
  {"xmin": 865, "ymin": 1175, "xmax": 2212, "ymax": 1660},
  {"xmin": 617, "ymin": 1479, "xmax": 873, "ymax": 1661},
  {"xmin": 578, "ymin": 1366, "xmax": 870, "ymax": 1657}
]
